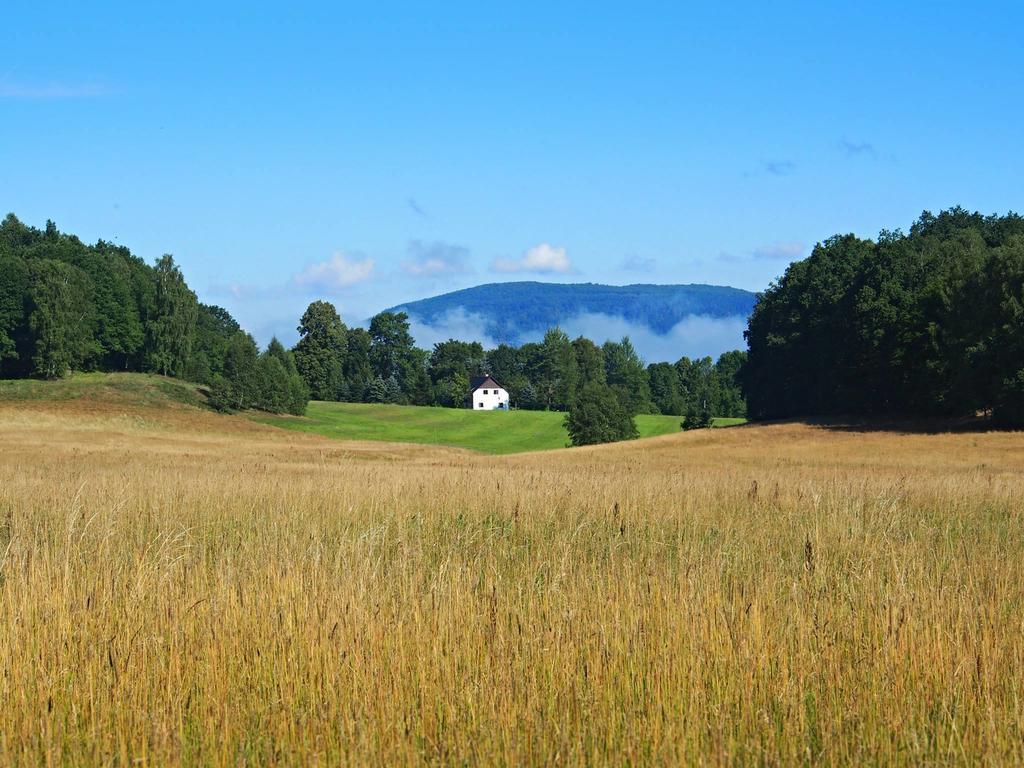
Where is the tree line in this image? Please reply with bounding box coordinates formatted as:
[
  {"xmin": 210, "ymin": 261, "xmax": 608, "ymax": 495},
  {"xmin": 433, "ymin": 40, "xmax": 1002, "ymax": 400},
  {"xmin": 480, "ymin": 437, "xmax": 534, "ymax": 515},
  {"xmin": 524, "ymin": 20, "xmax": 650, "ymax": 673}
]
[
  {"xmin": 0, "ymin": 215, "xmax": 307, "ymax": 415},
  {"xmin": 743, "ymin": 207, "xmax": 1024, "ymax": 426},
  {"xmin": 288, "ymin": 299, "xmax": 747, "ymax": 422}
]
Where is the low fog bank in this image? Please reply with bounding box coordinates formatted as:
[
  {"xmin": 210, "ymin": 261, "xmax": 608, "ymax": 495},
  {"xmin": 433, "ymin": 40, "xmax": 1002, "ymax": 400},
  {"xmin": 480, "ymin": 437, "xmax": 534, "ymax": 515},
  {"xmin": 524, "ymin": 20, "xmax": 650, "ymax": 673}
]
[
  {"xmin": 408, "ymin": 309, "xmax": 748, "ymax": 363},
  {"xmin": 406, "ymin": 308, "xmax": 501, "ymax": 350}
]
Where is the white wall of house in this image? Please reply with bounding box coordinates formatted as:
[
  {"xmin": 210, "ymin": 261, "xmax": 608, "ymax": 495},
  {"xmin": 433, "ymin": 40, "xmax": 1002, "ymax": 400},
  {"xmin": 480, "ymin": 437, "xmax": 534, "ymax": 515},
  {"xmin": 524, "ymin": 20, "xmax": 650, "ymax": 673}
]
[{"xmin": 472, "ymin": 386, "xmax": 510, "ymax": 410}]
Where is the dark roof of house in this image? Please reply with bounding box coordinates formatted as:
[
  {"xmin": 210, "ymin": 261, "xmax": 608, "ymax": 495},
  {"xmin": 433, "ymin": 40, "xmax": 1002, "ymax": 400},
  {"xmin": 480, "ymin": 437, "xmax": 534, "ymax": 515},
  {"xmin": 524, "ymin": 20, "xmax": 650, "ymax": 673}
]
[{"xmin": 470, "ymin": 374, "xmax": 504, "ymax": 392}]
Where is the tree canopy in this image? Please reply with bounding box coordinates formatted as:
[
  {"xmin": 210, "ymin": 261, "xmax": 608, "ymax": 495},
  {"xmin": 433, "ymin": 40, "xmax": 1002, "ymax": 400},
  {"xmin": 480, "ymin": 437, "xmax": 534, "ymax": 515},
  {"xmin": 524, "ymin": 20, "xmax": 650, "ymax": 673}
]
[
  {"xmin": 743, "ymin": 208, "xmax": 1024, "ymax": 425},
  {"xmin": 564, "ymin": 383, "xmax": 639, "ymax": 446},
  {"xmin": 293, "ymin": 300, "xmax": 347, "ymax": 400},
  {"xmin": 0, "ymin": 214, "xmax": 307, "ymax": 415}
]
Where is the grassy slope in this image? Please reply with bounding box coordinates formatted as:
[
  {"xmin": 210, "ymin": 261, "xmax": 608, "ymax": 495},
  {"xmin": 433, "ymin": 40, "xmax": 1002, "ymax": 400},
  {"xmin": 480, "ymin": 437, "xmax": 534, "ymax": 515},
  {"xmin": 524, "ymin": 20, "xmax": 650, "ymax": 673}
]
[
  {"xmin": 258, "ymin": 401, "xmax": 739, "ymax": 454},
  {"xmin": 0, "ymin": 372, "xmax": 205, "ymax": 408}
]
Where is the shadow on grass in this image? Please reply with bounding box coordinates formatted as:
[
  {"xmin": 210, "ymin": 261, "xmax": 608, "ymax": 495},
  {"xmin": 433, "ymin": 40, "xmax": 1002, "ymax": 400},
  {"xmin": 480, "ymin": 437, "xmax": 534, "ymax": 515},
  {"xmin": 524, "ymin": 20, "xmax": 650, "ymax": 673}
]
[{"xmin": 755, "ymin": 414, "xmax": 1015, "ymax": 435}]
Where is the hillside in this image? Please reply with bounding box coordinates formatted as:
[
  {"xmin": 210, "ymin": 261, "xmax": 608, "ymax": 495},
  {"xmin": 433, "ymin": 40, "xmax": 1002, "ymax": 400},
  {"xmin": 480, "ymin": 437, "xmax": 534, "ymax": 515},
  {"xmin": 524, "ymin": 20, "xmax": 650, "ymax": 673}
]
[
  {"xmin": 387, "ymin": 281, "xmax": 757, "ymax": 344},
  {"xmin": 0, "ymin": 372, "xmax": 207, "ymax": 409}
]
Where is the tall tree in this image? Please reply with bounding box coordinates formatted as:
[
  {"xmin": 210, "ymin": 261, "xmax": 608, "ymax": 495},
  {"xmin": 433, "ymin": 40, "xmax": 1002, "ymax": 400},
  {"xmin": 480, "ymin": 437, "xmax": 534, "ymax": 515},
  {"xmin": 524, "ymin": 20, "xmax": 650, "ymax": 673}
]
[
  {"xmin": 429, "ymin": 339, "xmax": 485, "ymax": 407},
  {"xmin": 146, "ymin": 254, "xmax": 198, "ymax": 377},
  {"xmin": 265, "ymin": 337, "xmax": 309, "ymax": 415},
  {"xmin": 342, "ymin": 327, "xmax": 373, "ymax": 402},
  {"xmin": 188, "ymin": 304, "xmax": 241, "ymax": 384},
  {"xmin": 428, "ymin": 339, "xmax": 486, "ymax": 384},
  {"xmin": 293, "ymin": 300, "xmax": 347, "ymax": 400},
  {"xmin": 369, "ymin": 311, "xmax": 428, "ymax": 403},
  {"xmin": 572, "ymin": 336, "xmax": 605, "ymax": 392},
  {"xmin": 486, "ymin": 344, "xmax": 522, "ymax": 387},
  {"xmin": 603, "ymin": 337, "xmax": 651, "ymax": 415},
  {"xmin": 220, "ymin": 331, "xmax": 261, "ymax": 410},
  {"xmin": 0, "ymin": 254, "xmax": 29, "ymax": 375},
  {"xmin": 27, "ymin": 260, "xmax": 96, "ymax": 379},
  {"xmin": 647, "ymin": 362, "xmax": 683, "ymax": 415},
  {"xmin": 675, "ymin": 356, "xmax": 717, "ymax": 415},
  {"xmin": 713, "ymin": 350, "xmax": 747, "ymax": 418},
  {"xmin": 369, "ymin": 311, "xmax": 415, "ymax": 381},
  {"xmin": 538, "ymin": 327, "xmax": 579, "ymax": 410}
]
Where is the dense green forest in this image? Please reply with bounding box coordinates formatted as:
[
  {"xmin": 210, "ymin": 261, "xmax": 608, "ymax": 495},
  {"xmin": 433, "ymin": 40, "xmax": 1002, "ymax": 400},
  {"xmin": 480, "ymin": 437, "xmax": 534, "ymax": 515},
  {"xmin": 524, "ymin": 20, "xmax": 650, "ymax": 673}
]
[
  {"xmin": 0, "ymin": 214, "xmax": 746, "ymax": 424},
  {"xmin": 743, "ymin": 208, "xmax": 1024, "ymax": 425},
  {"xmin": 0, "ymin": 214, "xmax": 306, "ymax": 415}
]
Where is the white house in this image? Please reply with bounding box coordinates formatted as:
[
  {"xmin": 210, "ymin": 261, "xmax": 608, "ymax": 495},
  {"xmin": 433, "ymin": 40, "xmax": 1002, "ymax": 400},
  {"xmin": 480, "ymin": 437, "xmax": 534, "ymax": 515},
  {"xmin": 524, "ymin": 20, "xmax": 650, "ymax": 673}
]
[{"xmin": 470, "ymin": 374, "xmax": 510, "ymax": 410}]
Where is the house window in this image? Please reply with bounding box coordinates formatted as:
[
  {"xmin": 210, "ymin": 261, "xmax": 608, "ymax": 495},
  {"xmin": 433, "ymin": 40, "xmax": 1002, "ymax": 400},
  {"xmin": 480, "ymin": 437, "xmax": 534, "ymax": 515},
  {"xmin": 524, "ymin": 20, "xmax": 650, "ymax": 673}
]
[{"xmin": 478, "ymin": 402, "xmax": 484, "ymax": 408}]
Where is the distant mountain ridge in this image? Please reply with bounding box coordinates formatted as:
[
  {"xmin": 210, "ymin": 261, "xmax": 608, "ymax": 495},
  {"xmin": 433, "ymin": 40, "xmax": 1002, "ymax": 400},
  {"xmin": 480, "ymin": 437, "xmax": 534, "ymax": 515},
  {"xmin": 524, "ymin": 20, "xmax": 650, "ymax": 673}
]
[{"xmin": 387, "ymin": 281, "xmax": 757, "ymax": 345}]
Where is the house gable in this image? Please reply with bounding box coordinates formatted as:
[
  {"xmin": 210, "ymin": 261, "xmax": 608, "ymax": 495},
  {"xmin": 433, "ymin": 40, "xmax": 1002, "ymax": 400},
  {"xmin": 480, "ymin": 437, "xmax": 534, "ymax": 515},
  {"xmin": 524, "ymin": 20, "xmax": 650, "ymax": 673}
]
[{"xmin": 470, "ymin": 375, "xmax": 504, "ymax": 393}]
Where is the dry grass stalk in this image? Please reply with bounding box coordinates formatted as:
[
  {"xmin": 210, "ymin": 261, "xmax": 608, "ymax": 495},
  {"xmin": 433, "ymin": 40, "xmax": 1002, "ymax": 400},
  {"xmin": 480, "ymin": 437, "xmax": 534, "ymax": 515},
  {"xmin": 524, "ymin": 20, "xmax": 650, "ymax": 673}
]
[{"xmin": 0, "ymin": 400, "xmax": 1022, "ymax": 765}]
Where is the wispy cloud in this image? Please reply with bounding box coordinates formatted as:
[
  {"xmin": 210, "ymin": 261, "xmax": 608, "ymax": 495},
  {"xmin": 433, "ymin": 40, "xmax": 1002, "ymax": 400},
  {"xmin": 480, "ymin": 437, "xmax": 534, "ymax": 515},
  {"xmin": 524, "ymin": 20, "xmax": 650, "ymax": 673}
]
[
  {"xmin": 840, "ymin": 139, "xmax": 876, "ymax": 158},
  {"xmin": 618, "ymin": 254, "xmax": 656, "ymax": 274},
  {"xmin": 293, "ymin": 251, "xmax": 375, "ymax": 291},
  {"xmin": 752, "ymin": 241, "xmax": 804, "ymax": 260},
  {"xmin": 763, "ymin": 160, "xmax": 796, "ymax": 176},
  {"xmin": 210, "ymin": 282, "xmax": 249, "ymax": 300},
  {"xmin": 491, "ymin": 243, "xmax": 573, "ymax": 274},
  {"xmin": 407, "ymin": 197, "xmax": 427, "ymax": 216},
  {"xmin": 0, "ymin": 78, "xmax": 112, "ymax": 100},
  {"xmin": 403, "ymin": 239, "xmax": 472, "ymax": 277},
  {"xmin": 719, "ymin": 241, "xmax": 804, "ymax": 263},
  {"xmin": 206, "ymin": 281, "xmax": 291, "ymax": 301}
]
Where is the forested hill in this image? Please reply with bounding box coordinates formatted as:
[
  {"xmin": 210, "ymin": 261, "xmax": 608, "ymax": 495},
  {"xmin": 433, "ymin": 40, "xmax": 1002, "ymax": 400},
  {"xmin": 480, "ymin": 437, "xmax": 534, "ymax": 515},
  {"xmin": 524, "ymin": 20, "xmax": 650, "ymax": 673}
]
[{"xmin": 388, "ymin": 282, "xmax": 756, "ymax": 343}]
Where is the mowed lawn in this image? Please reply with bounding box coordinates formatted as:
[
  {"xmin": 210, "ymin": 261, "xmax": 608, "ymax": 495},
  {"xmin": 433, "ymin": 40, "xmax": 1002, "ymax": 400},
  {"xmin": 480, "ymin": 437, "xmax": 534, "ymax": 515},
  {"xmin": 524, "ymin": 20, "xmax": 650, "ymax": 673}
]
[{"xmin": 259, "ymin": 401, "xmax": 724, "ymax": 454}]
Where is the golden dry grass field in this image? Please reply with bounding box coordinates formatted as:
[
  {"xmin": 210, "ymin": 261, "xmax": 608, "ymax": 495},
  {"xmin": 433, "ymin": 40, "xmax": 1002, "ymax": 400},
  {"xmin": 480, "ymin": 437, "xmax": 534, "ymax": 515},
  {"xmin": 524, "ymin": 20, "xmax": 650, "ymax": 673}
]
[{"xmin": 1, "ymin": 390, "xmax": 1023, "ymax": 765}]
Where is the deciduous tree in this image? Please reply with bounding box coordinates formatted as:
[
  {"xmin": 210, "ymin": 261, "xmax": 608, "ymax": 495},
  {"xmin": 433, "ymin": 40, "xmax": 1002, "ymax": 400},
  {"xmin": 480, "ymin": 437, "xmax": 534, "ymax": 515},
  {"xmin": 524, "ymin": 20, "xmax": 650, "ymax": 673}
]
[{"xmin": 293, "ymin": 300, "xmax": 347, "ymax": 400}]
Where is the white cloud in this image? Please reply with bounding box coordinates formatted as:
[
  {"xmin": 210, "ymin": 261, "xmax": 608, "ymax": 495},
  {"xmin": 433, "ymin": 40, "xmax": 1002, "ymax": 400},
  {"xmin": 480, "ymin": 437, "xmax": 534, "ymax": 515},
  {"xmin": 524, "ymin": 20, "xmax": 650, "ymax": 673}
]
[
  {"xmin": 403, "ymin": 240, "xmax": 472, "ymax": 277},
  {"xmin": 752, "ymin": 241, "xmax": 804, "ymax": 260},
  {"xmin": 491, "ymin": 243, "xmax": 572, "ymax": 274},
  {"xmin": 293, "ymin": 251, "xmax": 375, "ymax": 291}
]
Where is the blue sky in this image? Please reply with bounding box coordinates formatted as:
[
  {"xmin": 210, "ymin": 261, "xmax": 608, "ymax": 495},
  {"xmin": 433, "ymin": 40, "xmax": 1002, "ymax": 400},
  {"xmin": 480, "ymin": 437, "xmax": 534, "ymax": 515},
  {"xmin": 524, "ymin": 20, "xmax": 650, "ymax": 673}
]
[{"xmin": 3, "ymin": 1, "xmax": 1022, "ymax": 348}]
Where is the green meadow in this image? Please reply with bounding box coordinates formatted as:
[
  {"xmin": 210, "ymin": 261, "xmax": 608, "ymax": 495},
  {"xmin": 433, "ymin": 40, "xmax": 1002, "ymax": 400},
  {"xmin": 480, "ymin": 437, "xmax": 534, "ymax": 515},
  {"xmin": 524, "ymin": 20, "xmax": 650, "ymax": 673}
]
[{"xmin": 259, "ymin": 401, "xmax": 743, "ymax": 454}]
